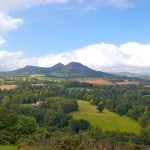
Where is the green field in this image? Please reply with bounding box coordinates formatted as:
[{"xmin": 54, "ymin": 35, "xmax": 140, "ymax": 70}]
[
  {"xmin": 20, "ymin": 103, "xmax": 33, "ymax": 108},
  {"xmin": 0, "ymin": 146, "xmax": 17, "ymax": 150},
  {"xmin": 72, "ymin": 100, "xmax": 141, "ymax": 134}
]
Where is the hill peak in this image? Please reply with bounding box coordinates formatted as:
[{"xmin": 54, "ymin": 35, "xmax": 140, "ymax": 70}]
[
  {"xmin": 66, "ymin": 62, "xmax": 85, "ymax": 67},
  {"xmin": 0, "ymin": 61, "xmax": 113, "ymax": 78},
  {"xmin": 24, "ymin": 65, "xmax": 37, "ymax": 68},
  {"xmin": 53, "ymin": 63, "xmax": 64, "ymax": 67}
]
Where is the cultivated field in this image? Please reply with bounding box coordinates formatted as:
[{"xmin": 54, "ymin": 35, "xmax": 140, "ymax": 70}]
[
  {"xmin": 116, "ymin": 80, "xmax": 139, "ymax": 85},
  {"xmin": 72, "ymin": 78, "xmax": 139, "ymax": 86},
  {"xmin": 72, "ymin": 100, "xmax": 141, "ymax": 134},
  {"xmin": 72, "ymin": 78, "xmax": 114, "ymax": 85},
  {"xmin": 0, "ymin": 84, "xmax": 17, "ymax": 90}
]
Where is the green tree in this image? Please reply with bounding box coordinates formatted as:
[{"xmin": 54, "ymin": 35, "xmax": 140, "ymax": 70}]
[
  {"xmin": 14, "ymin": 115, "xmax": 38, "ymax": 135},
  {"xmin": 0, "ymin": 108, "xmax": 17, "ymax": 129},
  {"xmin": 97, "ymin": 101, "xmax": 105, "ymax": 112},
  {"xmin": 70, "ymin": 119, "xmax": 90, "ymax": 133},
  {"xmin": 0, "ymin": 96, "xmax": 11, "ymax": 107}
]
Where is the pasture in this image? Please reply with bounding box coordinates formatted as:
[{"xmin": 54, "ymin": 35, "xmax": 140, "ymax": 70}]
[
  {"xmin": 72, "ymin": 100, "xmax": 141, "ymax": 135},
  {"xmin": 0, "ymin": 146, "xmax": 17, "ymax": 150}
]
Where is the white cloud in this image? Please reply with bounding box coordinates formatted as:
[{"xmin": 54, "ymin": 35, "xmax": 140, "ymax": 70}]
[
  {"xmin": 0, "ymin": 12, "xmax": 23, "ymax": 49},
  {"xmin": 120, "ymin": 42, "xmax": 150, "ymax": 67},
  {"xmin": 101, "ymin": 0, "xmax": 134, "ymax": 8},
  {"xmin": 0, "ymin": 50, "xmax": 23, "ymax": 71},
  {"xmin": 77, "ymin": 0, "xmax": 134, "ymax": 11},
  {"xmin": 0, "ymin": 13, "xmax": 23, "ymax": 35},
  {"xmin": 0, "ymin": 36, "xmax": 6, "ymax": 45},
  {"xmin": 1, "ymin": 42, "xmax": 150, "ymax": 72},
  {"xmin": 0, "ymin": 0, "xmax": 68, "ymax": 11},
  {"xmin": 0, "ymin": 50, "xmax": 23, "ymax": 58}
]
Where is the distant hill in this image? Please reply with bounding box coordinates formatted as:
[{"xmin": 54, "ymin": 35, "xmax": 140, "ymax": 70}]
[
  {"xmin": 49, "ymin": 62, "xmax": 111, "ymax": 78},
  {"xmin": 113, "ymin": 72, "xmax": 150, "ymax": 80},
  {"xmin": 0, "ymin": 62, "xmax": 110, "ymax": 77},
  {"xmin": 0, "ymin": 62, "xmax": 147, "ymax": 81}
]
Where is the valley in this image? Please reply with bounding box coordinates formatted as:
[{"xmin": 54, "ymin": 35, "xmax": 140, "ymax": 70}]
[
  {"xmin": 0, "ymin": 0, "xmax": 149, "ymax": 149},
  {"xmin": 0, "ymin": 63, "xmax": 150, "ymax": 149}
]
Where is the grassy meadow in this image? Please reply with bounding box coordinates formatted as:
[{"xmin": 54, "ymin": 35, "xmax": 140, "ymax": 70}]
[
  {"xmin": 0, "ymin": 146, "xmax": 17, "ymax": 150},
  {"xmin": 72, "ymin": 100, "xmax": 141, "ymax": 135}
]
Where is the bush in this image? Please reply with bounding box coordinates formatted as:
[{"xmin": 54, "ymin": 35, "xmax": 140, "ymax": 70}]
[{"xmin": 70, "ymin": 119, "xmax": 90, "ymax": 133}]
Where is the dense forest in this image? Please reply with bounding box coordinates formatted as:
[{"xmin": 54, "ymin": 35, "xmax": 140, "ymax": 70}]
[{"xmin": 0, "ymin": 81, "xmax": 150, "ymax": 149}]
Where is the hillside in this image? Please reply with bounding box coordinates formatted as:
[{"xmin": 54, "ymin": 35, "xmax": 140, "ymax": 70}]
[
  {"xmin": 0, "ymin": 62, "xmax": 147, "ymax": 82},
  {"xmin": 0, "ymin": 62, "xmax": 113, "ymax": 78},
  {"xmin": 72, "ymin": 100, "xmax": 141, "ymax": 134}
]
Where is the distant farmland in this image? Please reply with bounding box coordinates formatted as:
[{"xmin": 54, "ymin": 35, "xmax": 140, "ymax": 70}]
[
  {"xmin": 72, "ymin": 78, "xmax": 113, "ymax": 85},
  {"xmin": 116, "ymin": 80, "xmax": 139, "ymax": 85},
  {"xmin": 72, "ymin": 77, "xmax": 139, "ymax": 86},
  {"xmin": 72, "ymin": 100, "xmax": 141, "ymax": 135},
  {"xmin": 0, "ymin": 85, "xmax": 17, "ymax": 90}
]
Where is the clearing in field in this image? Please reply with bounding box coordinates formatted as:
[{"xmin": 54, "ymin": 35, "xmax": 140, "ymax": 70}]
[{"xmin": 72, "ymin": 100, "xmax": 141, "ymax": 135}]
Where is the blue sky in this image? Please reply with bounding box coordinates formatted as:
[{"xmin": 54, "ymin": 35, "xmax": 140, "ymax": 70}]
[
  {"xmin": 0, "ymin": 0, "xmax": 150, "ymax": 72},
  {"xmin": 3, "ymin": 0, "xmax": 150, "ymax": 55}
]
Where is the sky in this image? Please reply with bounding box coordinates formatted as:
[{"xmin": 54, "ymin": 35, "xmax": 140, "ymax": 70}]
[{"xmin": 0, "ymin": 0, "xmax": 150, "ymax": 72}]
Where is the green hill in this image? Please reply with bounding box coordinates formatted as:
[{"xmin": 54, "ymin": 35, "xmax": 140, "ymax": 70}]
[
  {"xmin": 0, "ymin": 62, "xmax": 146, "ymax": 82},
  {"xmin": 71, "ymin": 100, "xmax": 141, "ymax": 135}
]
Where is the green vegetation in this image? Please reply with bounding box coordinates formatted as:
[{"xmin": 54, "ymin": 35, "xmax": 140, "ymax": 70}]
[
  {"xmin": 0, "ymin": 80, "xmax": 150, "ymax": 149},
  {"xmin": 70, "ymin": 119, "xmax": 90, "ymax": 133},
  {"xmin": 72, "ymin": 100, "xmax": 141, "ymax": 134},
  {"xmin": 0, "ymin": 146, "xmax": 17, "ymax": 150},
  {"xmin": 20, "ymin": 104, "xmax": 33, "ymax": 108}
]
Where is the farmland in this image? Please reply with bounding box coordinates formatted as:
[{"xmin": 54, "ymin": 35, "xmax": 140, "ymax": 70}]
[
  {"xmin": 0, "ymin": 84, "xmax": 17, "ymax": 90},
  {"xmin": 72, "ymin": 100, "xmax": 141, "ymax": 135},
  {"xmin": 0, "ymin": 74, "xmax": 140, "ymax": 89},
  {"xmin": 71, "ymin": 78, "xmax": 114, "ymax": 85},
  {"xmin": 71, "ymin": 77, "xmax": 140, "ymax": 86}
]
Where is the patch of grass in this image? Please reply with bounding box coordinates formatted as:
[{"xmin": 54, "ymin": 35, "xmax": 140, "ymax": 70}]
[
  {"xmin": 20, "ymin": 104, "xmax": 33, "ymax": 108},
  {"xmin": 71, "ymin": 100, "xmax": 141, "ymax": 135},
  {"xmin": 0, "ymin": 146, "xmax": 17, "ymax": 150}
]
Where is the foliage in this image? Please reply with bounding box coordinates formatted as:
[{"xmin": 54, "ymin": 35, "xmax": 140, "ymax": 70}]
[
  {"xmin": 97, "ymin": 101, "xmax": 105, "ymax": 112},
  {"xmin": 19, "ymin": 130, "xmax": 149, "ymax": 150},
  {"xmin": 0, "ymin": 146, "xmax": 17, "ymax": 150},
  {"xmin": 70, "ymin": 119, "xmax": 90, "ymax": 133},
  {"xmin": 0, "ymin": 80, "xmax": 150, "ymax": 148}
]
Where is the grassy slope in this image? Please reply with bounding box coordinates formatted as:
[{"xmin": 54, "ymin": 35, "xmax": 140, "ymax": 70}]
[
  {"xmin": 0, "ymin": 146, "xmax": 17, "ymax": 150},
  {"xmin": 72, "ymin": 100, "xmax": 141, "ymax": 135}
]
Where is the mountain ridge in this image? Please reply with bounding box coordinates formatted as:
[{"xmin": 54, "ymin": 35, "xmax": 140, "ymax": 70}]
[
  {"xmin": 0, "ymin": 62, "xmax": 111, "ymax": 77},
  {"xmin": 0, "ymin": 62, "xmax": 146, "ymax": 81}
]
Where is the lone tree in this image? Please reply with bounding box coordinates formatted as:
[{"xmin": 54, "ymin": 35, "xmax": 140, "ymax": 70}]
[{"xmin": 97, "ymin": 101, "xmax": 105, "ymax": 112}]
